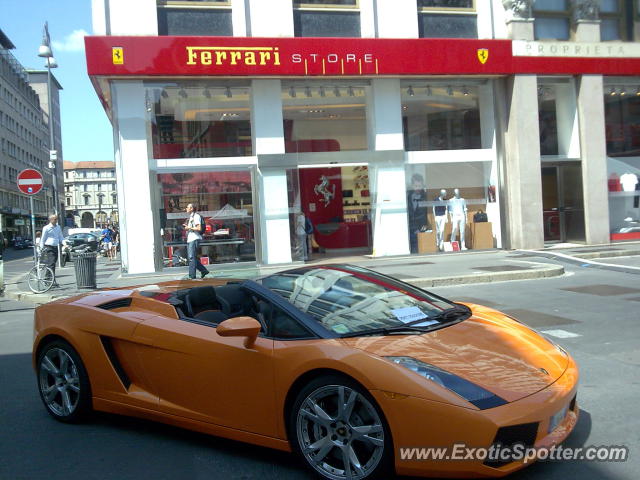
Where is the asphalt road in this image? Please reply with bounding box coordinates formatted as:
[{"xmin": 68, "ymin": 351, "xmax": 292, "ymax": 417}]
[{"xmin": 0, "ymin": 256, "xmax": 637, "ymax": 480}]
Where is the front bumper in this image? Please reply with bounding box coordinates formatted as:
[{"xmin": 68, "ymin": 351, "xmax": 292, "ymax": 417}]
[{"xmin": 371, "ymin": 356, "xmax": 579, "ymax": 478}]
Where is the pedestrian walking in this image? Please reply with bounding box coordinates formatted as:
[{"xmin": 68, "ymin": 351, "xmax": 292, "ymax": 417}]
[
  {"xmin": 183, "ymin": 204, "xmax": 210, "ymax": 279},
  {"xmin": 39, "ymin": 214, "xmax": 64, "ymax": 287},
  {"xmin": 101, "ymin": 225, "xmax": 115, "ymax": 260}
]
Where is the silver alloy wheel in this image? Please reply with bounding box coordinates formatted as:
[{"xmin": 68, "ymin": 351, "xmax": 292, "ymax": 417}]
[
  {"xmin": 38, "ymin": 347, "xmax": 81, "ymax": 417},
  {"xmin": 296, "ymin": 385, "xmax": 385, "ymax": 480}
]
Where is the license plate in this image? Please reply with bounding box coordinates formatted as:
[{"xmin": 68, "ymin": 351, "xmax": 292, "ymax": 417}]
[{"xmin": 549, "ymin": 404, "xmax": 569, "ymax": 433}]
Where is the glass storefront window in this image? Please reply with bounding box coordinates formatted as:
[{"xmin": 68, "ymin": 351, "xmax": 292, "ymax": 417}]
[
  {"xmin": 157, "ymin": 1, "xmax": 232, "ymax": 36},
  {"xmin": 400, "ymin": 82, "xmax": 481, "ymax": 151},
  {"xmin": 293, "ymin": 0, "xmax": 361, "ymax": 37},
  {"xmin": 404, "ymin": 161, "xmax": 496, "ymax": 253},
  {"xmin": 158, "ymin": 170, "xmax": 257, "ymax": 267},
  {"xmin": 538, "ymin": 85, "xmax": 559, "ymax": 156},
  {"xmin": 147, "ymin": 82, "xmax": 252, "ymax": 159},
  {"xmin": 285, "ymin": 163, "xmax": 373, "ymax": 261},
  {"xmin": 417, "ymin": 0, "xmax": 477, "ymax": 38},
  {"xmin": 281, "ymin": 82, "xmax": 368, "ymax": 153},
  {"xmin": 604, "ymin": 81, "xmax": 640, "ymax": 241}
]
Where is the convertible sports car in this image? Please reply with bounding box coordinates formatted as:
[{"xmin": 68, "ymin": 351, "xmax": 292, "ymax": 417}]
[{"xmin": 33, "ymin": 265, "xmax": 579, "ymax": 479}]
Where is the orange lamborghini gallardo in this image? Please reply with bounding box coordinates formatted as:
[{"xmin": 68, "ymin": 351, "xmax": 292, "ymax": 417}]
[{"xmin": 33, "ymin": 265, "xmax": 578, "ymax": 479}]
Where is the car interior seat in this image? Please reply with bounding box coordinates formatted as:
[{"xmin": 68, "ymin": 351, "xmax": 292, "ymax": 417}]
[
  {"xmin": 215, "ymin": 284, "xmax": 253, "ymax": 318},
  {"xmin": 185, "ymin": 286, "xmax": 228, "ymax": 324}
]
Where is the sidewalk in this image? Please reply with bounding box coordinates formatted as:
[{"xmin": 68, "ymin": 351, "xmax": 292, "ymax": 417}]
[{"xmin": 4, "ymin": 242, "xmax": 640, "ymax": 304}]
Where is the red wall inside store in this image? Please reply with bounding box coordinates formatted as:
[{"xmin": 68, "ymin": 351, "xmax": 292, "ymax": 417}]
[{"xmin": 299, "ymin": 168, "xmax": 343, "ymax": 225}]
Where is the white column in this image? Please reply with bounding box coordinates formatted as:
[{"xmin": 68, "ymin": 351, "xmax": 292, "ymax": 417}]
[
  {"xmin": 575, "ymin": 20, "xmax": 609, "ymax": 244},
  {"xmin": 368, "ymin": 79, "xmax": 404, "ymax": 151},
  {"xmin": 359, "ymin": 0, "xmax": 376, "ymax": 38},
  {"xmin": 555, "ymin": 81, "xmax": 580, "ymax": 158},
  {"xmin": 251, "ymin": 80, "xmax": 292, "ymax": 264},
  {"xmin": 91, "ymin": 0, "xmax": 108, "ymax": 35},
  {"xmin": 231, "ymin": 0, "xmax": 248, "ymax": 36},
  {"xmin": 477, "ymin": 0, "xmax": 497, "ymax": 39},
  {"xmin": 374, "ymin": 0, "xmax": 418, "ymax": 38},
  {"xmin": 112, "ymin": 82, "xmax": 156, "ymax": 274},
  {"xmin": 247, "ymin": 0, "xmax": 294, "ymax": 37},
  {"xmin": 106, "ymin": 0, "xmax": 158, "ymax": 35},
  {"xmin": 367, "ymin": 79, "xmax": 410, "ymax": 257}
]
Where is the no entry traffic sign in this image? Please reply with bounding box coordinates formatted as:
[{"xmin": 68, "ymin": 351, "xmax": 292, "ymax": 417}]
[{"xmin": 17, "ymin": 169, "xmax": 44, "ymax": 195}]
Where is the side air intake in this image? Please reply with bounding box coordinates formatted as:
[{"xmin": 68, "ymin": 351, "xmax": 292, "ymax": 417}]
[{"xmin": 97, "ymin": 298, "xmax": 132, "ymax": 310}]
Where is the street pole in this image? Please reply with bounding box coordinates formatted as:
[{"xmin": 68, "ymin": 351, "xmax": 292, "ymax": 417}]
[
  {"xmin": 30, "ymin": 197, "xmax": 37, "ymax": 265},
  {"xmin": 46, "ymin": 54, "xmax": 61, "ymax": 268}
]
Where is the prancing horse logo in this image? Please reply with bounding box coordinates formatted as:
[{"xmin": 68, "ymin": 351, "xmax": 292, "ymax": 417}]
[
  {"xmin": 314, "ymin": 175, "xmax": 336, "ymax": 207},
  {"xmin": 477, "ymin": 48, "xmax": 489, "ymax": 65}
]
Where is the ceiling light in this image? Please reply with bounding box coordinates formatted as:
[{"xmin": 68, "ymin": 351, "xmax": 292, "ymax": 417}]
[
  {"xmin": 305, "ymin": 86, "xmax": 312, "ymax": 98},
  {"xmin": 225, "ymin": 87, "xmax": 232, "ymax": 98},
  {"xmin": 408, "ymin": 85, "xmax": 414, "ymax": 96},
  {"xmin": 462, "ymin": 86, "xmax": 469, "ymax": 96},
  {"xmin": 289, "ymin": 86, "xmax": 296, "ymax": 98},
  {"xmin": 610, "ymin": 87, "xmax": 617, "ymax": 96},
  {"xmin": 620, "ymin": 87, "xmax": 627, "ymax": 96},
  {"xmin": 334, "ymin": 86, "xmax": 341, "ymax": 97},
  {"xmin": 636, "ymin": 86, "xmax": 640, "ymax": 96}
]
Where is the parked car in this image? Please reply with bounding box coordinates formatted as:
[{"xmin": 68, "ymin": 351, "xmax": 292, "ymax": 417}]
[
  {"xmin": 32, "ymin": 265, "xmax": 579, "ymax": 480},
  {"xmin": 64, "ymin": 233, "xmax": 99, "ymax": 251},
  {"xmin": 13, "ymin": 237, "xmax": 33, "ymax": 249}
]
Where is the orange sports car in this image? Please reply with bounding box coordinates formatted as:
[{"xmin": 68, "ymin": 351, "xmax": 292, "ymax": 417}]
[{"xmin": 33, "ymin": 265, "xmax": 578, "ymax": 479}]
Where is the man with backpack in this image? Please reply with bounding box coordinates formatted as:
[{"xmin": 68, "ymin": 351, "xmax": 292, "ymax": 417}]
[{"xmin": 183, "ymin": 203, "xmax": 210, "ymax": 279}]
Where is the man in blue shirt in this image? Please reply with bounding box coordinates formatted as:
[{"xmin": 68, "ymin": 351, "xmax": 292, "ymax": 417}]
[{"xmin": 101, "ymin": 226, "xmax": 114, "ymax": 260}]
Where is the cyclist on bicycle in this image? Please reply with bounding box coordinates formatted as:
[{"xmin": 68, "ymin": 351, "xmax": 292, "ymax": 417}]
[{"xmin": 40, "ymin": 214, "xmax": 64, "ymax": 287}]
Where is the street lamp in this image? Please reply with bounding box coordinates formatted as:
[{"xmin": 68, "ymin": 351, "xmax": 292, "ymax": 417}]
[
  {"xmin": 38, "ymin": 22, "xmax": 59, "ymax": 217},
  {"xmin": 97, "ymin": 193, "xmax": 105, "ymax": 228},
  {"xmin": 38, "ymin": 22, "xmax": 62, "ymax": 268}
]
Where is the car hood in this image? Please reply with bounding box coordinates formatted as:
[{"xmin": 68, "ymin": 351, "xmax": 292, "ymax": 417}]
[{"xmin": 340, "ymin": 304, "xmax": 568, "ymax": 403}]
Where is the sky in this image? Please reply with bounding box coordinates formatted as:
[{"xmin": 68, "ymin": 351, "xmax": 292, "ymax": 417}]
[{"xmin": 3, "ymin": 0, "xmax": 114, "ymax": 163}]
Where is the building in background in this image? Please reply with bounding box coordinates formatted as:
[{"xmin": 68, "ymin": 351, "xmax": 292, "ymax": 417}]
[
  {"xmin": 27, "ymin": 69, "xmax": 65, "ymax": 216},
  {"xmin": 87, "ymin": 0, "xmax": 640, "ymax": 274},
  {"xmin": 63, "ymin": 161, "xmax": 118, "ymax": 229},
  {"xmin": 0, "ymin": 28, "xmax": 61, "ymax": 244}
]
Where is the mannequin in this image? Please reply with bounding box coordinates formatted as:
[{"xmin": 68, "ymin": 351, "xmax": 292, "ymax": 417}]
[
  {"xmin": 433, "ymin": 189, "xmax": 448, "ymax": 251},
  {"xmin": 448, "ymin": 188, "xmax": 467, "ymax": 250}
]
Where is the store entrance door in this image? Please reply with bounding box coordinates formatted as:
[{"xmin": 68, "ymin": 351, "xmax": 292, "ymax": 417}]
[{"xmin": 541, "ymin": 163, "xmax": 585, "ymax": 243}]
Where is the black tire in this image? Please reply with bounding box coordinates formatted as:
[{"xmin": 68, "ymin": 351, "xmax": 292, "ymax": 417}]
[
  {"xmin": 288, "ymin": 375, "xmax": 393, "ymax": 480},
  {"xmin": 36, "ymin": 339, "xmax": 92, "ymax": 423}
]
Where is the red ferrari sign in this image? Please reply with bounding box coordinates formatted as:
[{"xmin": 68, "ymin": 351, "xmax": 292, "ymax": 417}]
[
  {"xmin": 85, "ymin": 36, "xmax": 640, "ymax": 78},
  {"xmin": 17, "ymin": 169, "xmax": 44, "ymax": 195}
]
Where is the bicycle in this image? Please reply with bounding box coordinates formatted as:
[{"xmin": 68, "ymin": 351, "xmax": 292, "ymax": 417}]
[{"xmin": 28, "ymin": 248, "xmax": 56, "ymax": 294}]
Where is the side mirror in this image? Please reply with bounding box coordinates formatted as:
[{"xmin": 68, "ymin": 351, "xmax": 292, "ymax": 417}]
[{"xmin": 216, "ymin": 316, "xmax": 262, "ymax": 348}]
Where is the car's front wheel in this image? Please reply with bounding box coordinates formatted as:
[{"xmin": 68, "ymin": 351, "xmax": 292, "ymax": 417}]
[
  {"xmin": 290, "ymin": 375, "xmax": 392, "ymax": 480},
  {"xmin": 36, "ymin": 339, "xmax": 92, "ymax": 422}
]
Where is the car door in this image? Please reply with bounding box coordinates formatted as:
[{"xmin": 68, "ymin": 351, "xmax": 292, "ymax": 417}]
[{"xmin": 133, "ymin": 313, "xmax": 277, "ymax": 437}]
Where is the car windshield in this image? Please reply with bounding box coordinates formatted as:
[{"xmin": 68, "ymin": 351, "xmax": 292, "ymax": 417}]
[{"xmin": 258, "ymin": 265, "xmax": 460, "ymax": 336}]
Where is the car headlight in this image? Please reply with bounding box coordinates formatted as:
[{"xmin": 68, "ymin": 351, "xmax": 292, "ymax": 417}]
[{"xmin": 385, "ymin": 356, "xmax": 506, "ymax": 409}]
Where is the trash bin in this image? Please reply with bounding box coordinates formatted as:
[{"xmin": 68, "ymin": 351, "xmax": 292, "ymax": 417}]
[{"xmin": 74, "ymin": 251, "xmax": 97, "ymax": 289}]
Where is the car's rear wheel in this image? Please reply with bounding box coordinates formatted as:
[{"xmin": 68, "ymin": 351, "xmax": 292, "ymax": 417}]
[
  {"xmin": 289, "ymin": 375, "xmax": 392, "ymax": 480},
  {"xmin": 37, "ymin": 339, "xmax": 91, "ymax": 423}
]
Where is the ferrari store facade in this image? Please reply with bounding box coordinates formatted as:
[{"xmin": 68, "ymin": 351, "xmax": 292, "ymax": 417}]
[{"xmin": 85, "ymin": 36, "xmax": 640, "ymax": 275}]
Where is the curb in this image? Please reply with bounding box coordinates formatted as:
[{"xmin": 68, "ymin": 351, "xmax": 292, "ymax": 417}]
[
  {"xmin": 403, "ymin": 264, "xmax": 565, "ymax": 288},
  {"xmin": 570, "ymin": 249, "xmax": 640, "ymax": 260}
]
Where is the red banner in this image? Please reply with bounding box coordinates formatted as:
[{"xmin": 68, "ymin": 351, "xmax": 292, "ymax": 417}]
[{"xmin": 85, "ymin": 36, "xmax": 640, "ymax": 78}]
